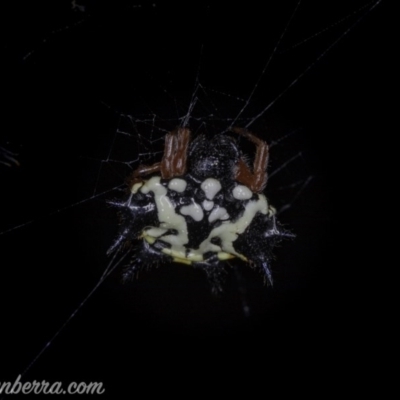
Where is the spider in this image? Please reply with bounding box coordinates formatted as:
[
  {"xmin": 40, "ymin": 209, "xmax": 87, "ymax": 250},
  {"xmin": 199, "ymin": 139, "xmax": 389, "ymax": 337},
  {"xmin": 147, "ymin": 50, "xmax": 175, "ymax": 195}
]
[{"xmin": 108, "ymin": 127, "xmax": 292, "ymax": 292}]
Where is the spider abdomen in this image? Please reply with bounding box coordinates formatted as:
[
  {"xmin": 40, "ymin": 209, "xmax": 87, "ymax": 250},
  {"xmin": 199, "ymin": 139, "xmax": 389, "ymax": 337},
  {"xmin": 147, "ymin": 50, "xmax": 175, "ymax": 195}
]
[{"xmin": 129, "ymin": 175, "xmax": 276, "ymax": 267}]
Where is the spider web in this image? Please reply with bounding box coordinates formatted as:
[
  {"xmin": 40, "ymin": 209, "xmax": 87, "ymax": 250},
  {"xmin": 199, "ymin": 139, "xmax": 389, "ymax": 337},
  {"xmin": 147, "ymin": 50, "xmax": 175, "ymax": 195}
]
[{"xmin": 0, "ymin": 0, "xmax": 387, "ymax": 395}]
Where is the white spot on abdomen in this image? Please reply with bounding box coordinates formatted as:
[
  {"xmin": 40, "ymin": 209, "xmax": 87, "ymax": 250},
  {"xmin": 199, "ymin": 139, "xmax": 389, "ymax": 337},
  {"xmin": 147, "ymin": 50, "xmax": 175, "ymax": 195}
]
[
  {"xmin": 168, "ymin": 178, "xmax": 187, "ymax": 192},
  {"xmin": 145, "ymin": 227, "xmax": 168, "ymax": 237},
  {"xmin": 202, "ymin": 200, "xmax": 214, "ymax": 211},
  {"xmin": 201, "ymin": 178, "xmax": 222, "ymax": 200},
  {"xmin": 232, "ymin": 185, "xmax": 253, "ymax": 200},
  {"xmin": 180, "ymin": 202, "xmax": 204, "ymax": 221},
  {"xmin": 208, "ymin": 206, "xmax": 229, "ymax": 223},
  {"xmin": 131, "ymin": 182, "xmax": 143, "ymax": 194}
]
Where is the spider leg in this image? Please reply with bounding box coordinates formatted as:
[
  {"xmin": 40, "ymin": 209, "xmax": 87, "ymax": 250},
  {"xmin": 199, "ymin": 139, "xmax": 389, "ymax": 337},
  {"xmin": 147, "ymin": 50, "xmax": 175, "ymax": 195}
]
[
  {"xmin": 160, "ymin": 127, "xmax": 191, "ymax": 179},
  {"xmin": 130, "ymin": 162, "xmax": 161, "ymax": 185},
  {"xmin": 230, "ymin": 127, "xmax": 269, "ymax": 193},
  {"xmin": 129, "ymin": 128, "xmax": 191, "ymax": 185}
]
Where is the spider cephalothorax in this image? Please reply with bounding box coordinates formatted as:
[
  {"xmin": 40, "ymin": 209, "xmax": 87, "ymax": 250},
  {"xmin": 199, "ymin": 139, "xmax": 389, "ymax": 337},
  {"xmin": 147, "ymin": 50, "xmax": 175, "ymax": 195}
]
[
  {"xmin": 109, "ymin": 127, "xmax": 292, "ymax": 291},
  {"xmin": 188, "ymin": 133, "xmax": 240, "ymax": 181}
]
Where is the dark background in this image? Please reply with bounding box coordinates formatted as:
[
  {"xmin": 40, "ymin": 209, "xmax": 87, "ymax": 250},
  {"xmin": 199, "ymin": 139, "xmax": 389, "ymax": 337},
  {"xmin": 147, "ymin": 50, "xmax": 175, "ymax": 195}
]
[{"xmin": 0, "ymin": 0, "xmax": 389, "ymax": 397}]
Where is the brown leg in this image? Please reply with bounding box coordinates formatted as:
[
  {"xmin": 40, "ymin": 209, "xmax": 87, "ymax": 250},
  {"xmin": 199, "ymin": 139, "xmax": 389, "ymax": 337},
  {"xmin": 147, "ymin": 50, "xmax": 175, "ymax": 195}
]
[
  {"xmin": 160, "ymin": 127, "xmax": 191, "ymax": 179},
  {"xmin": 130, "ymin": 162, "xmax": 161, "ymax": 185},
  {"xmin": 129, "ymin": 127, "xmax": 191, "ymax": 186},
  {"xmin": 231, "ymin": 127, "xmax": 269, "ymax": 193}
]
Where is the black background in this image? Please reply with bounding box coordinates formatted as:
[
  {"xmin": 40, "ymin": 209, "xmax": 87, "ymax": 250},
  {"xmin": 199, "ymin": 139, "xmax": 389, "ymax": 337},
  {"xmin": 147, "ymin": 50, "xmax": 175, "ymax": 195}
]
[{"xmin": 0, "ymin": 0, "xmax": 389, "ymax": 397}]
